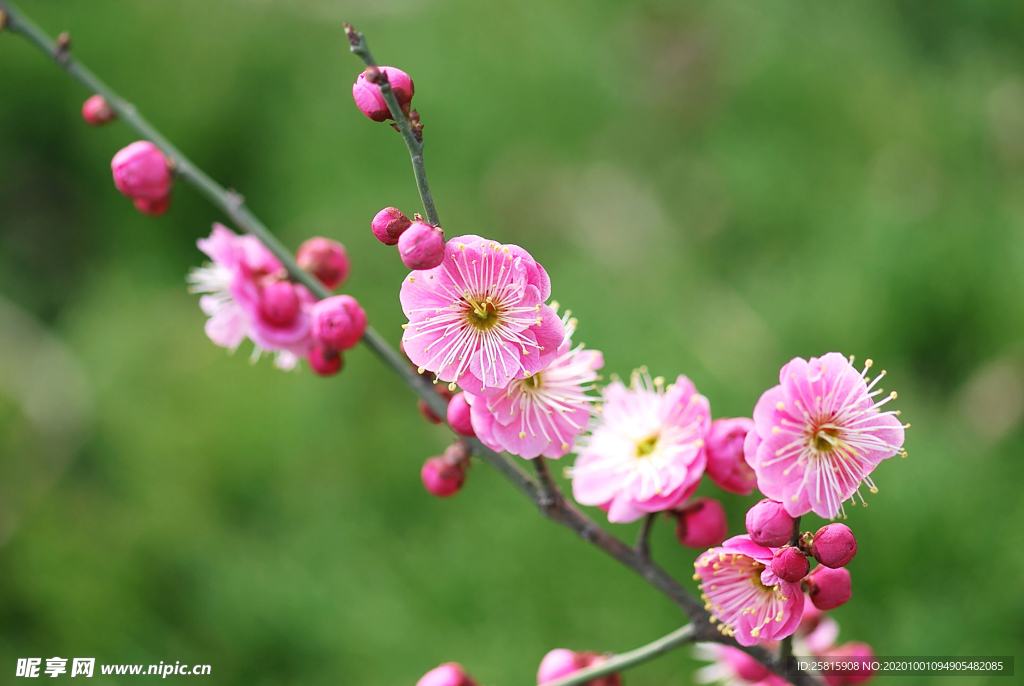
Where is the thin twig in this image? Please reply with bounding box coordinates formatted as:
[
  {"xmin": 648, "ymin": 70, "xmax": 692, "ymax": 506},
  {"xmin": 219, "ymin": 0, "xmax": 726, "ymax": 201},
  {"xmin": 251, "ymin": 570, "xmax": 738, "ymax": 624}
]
[
  {"xmin": 344, "ymin": 23, "xmax": 439, "ymax": 227},
  {"xmin": 0, "ymin": 8, "xmax": 822, "ymax": 684},
  {"xmin": 635, "ymin": 513, "xmax": 656, "ymax": 559},
  {"xmin": 532, "ymin": 457, "xmax": 559, "ymax": 510},
  {"xmin": 542, "ymin": 624, "xmax": 698, "ymax": 686}
]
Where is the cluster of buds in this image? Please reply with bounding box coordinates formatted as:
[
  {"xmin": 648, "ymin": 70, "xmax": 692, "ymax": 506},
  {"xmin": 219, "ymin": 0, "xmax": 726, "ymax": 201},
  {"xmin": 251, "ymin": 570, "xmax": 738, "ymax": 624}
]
[
  {"xmin": 421, "ymin": 441, "xmax": 470, "ymax": 498},
  {"xmin": 371, "ymin": 207, "xmax": 444, "ymax": 270},
  {"xmin": 111, "ymin": 141, "xmax": 173, "ymax": 215}
]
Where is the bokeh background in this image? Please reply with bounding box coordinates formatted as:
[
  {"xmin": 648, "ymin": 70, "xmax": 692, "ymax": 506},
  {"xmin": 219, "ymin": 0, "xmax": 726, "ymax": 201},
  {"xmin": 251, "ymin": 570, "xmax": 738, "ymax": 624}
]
[{"xmin": 1, "ymin": 0, "xmax": 1022, "ymax": 684}]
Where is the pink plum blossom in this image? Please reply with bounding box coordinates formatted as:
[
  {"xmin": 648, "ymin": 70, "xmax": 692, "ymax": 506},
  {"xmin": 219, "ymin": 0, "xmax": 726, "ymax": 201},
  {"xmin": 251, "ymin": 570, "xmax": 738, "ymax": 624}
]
[
  {"xmin": 570, "ymin": 371, "xmax": 709, "ymax": 523},
  {"xmin": 466, "ymin": 315, "xmax": 602, "ymax": 459},
  {"xmin": 694, "ymin": 534, "xmax": 804, "ymax": 646},
  {"xmin": 744, "ymin": 353, "xmax": 906, "ymax": 519},
  {"xmin": 400, "ymin": 235, "xmax": 563, "ymax": 393},
  {"xmin": 704, "ymin": 417, "xmax": 757, "ymax": 495},
  {"xmin": 188, "ymin": 224, "xmax": 315, "ymax": 369}
]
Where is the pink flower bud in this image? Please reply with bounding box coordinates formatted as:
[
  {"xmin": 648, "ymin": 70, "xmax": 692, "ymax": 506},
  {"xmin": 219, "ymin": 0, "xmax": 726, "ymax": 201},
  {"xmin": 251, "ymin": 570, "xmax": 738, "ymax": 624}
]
[
  {"xmin": 82, "ymin": 95, "xmax": 116, "ymax": 126},
  {"xmin": 704, "ymin": 417, "xmax": 757, "ymax": 495},
  {"xmin": 537, "ymin": 650, "xmax": 619, "ymax": 686},
  {"xmin": 132, "ymin": 195, "xmax": 171, "ymax": 216},
  {"xmin": 296, "ymin": 237, "xmax": 349, "ymax": 289},
  {"xmin": 421, "ymin": 445, "xmax": 468, "ymax": 498},
  {"xmin": 311, "ymin": 295, "xmax": 366, "ymax": 352},
  {"xmin": 822, "ymin": 642, "xmax": 875, "ymax": 686},
  {"xmin": 419, "ymin": 399, "xmax": 445, "ymax": 425},
  {"xmin": 259, "ymin": 281, "xmax": 301, "ymax": 327},
  {"xmin": 111, "ymin": 141, "xmax": 172, "ymax": 202},
  {"xmin": 674, "ymin": 497, "xmax": 728, "ymax": 549},
  {"xmin": 416, "ymin": 663, "xmax": 477, "ymax": 686},
  {"xmin": 308, "ymin": 346, "xmax": 344, "ymax": 377},
  {"xmin": 447, "ymin": 393, "xmax": 475, "ymax": 437},
  {"xmin": 352, "ymin": 66, "xmax": 414, "ymax": 122},
  {"xmin": 811, "ymin": 523, "xmax": 858, "ymax": 569},
  {"xmin": 398, "ymin": 222, "xmax": 445, "ymax": 270},
  {"xmin": 771, "ymin": 546, "xmax": 809, "ymax": 583},
  {"xmin": 744, "ymin": 498, "xmax": 794, "ymax": 547},
  {"xmin": 807, "ymin": 565, "xmax": 852, "ymax": 611},
  {"xmin": 371, "ymin": 207, "xmax": 412, "ymax": 246}
]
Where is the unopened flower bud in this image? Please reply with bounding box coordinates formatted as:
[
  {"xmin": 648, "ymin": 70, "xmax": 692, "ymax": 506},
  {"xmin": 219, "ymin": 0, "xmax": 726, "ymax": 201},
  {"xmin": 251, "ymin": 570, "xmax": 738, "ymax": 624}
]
[
  {"xmin": 537, "ymin": 650, "xmax": 619, "ymax": 686},
  {"xmin": 111, "ymin": 141, "xmax": 172, "ymax": 206},
  {"xmin": 371, "ymin": 207, "xmax": 412, "ymax": 246},
  {"xmin": 132, "ymin": 195, "xmax": 171, "ymax": 216},
  {"xmin": 311, "ymin": 295, "xmax": 366, "ymax": 352},
  {"xmin": 704, "ymin": 417, "xmax": 757, "ymax": 495},
  {"xmin": 771, "ymin": 546, "xmax": 810, "ymax": 583},
  {"xmin": 447, "ymin": 393, "xmax": 475, "ymax": 437},
  {"xmin": 421, "ymin": 444, "xmax": 469, "ymax": 498},
  {"xmin": 82, "ymin": 94, "xmax": 116, "ymax": 126},
  {"xmin": 811, "ymin": 523, "xmax": 858, "ymax": 569},
  {"xmin": 296, "ymin": 237, "xmax": 349, "ymax": 289},
  {"xmin": 398, "ymin": 221, "xmax": 445, "ymax": 270},
  {"xmin": 260, "ymin": 281, "xmax": 301, "ymax": 327},
  {"xmin": 744, "ymin": 499, "xmax": 794, "ymax": 547},
  {"xmin": 674, "ymin": 497, "xmax": 728, "ymax": 549},
  {"xmin": 822, "ymin": 642, "xmax": 875, "ymax": 686},
  {"xmin": 807, "ymin": 565, "xmax": 852, "ymax": 611},
  {"xmin": 308, "ymin": 346, "xmax": 344, "ymax": 377},
  {"xmin": 416, "ymin": 663, "xmax": 477, "ymax": 686},
  {"xmin": 352, "ymin": 66, "xmax": 414, "ymax": 122}
]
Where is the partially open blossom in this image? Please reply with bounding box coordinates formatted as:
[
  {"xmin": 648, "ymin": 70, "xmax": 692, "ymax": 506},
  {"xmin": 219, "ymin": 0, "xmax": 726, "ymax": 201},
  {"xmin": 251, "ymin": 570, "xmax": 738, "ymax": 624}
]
[
  {"xmin": 111, "ymin": 141, "xmax": 172, "ymax": 209},
  {"xmin": 811, "ymin": 523, "xmax": 858, "ymax": 569},
  {"xmin": 822, "ymin": 642, "xmax": 876, "ymax": 686},
  {"xmin": 371, "ymin": 207, "xmax": 412, "ymax": 246},
  {"xmin": 771, "ymin": 546, "xmax": 809, "ymax": 583},
  {"xmin": 308, "ymin": 346, "xmax": 343, "ymax": 376},
  {"xmin": 537, "ymin": 649, "xmax": 619, "ymax": 686},
  {"xmin": 467, "ymin": 316, "xmax": 602, "ymax": 459},
  {"xmin": 745, "ymin": 499, "xmax": 794, "ymax": 548},
  {"xmin": 296, "ymin": 237, "xmax": 349, "ymax": 289},
  {"xmin": 694, "ymin": 535, "xmax": 804, "ymax": 646},
  {"xmin": 744, "ymin": 353, "xmax": 907, "ymax": 519},
  {"xmin": 401, "ymin": 235, "xmax": 563, "ymax": 392},
  {"xmin": 416, "ymin": 663, "xmax": 476, "ymax": 686},
  {"xmin": 571, "ymin": 371, "xmax": 709, "ymax": 523},
  {"xmin": 82, "ymin": 94, "xmax": 116, "ymax": 126},
  {"xmin": 704, "ymin": 417, "xmax": 757, "ymax": 495},
  {"xmin": 693, "ymin": 644, "xmax": 789, "ymax": 686},
  {"xmin": 353, "ymin": 66, "xmax": 414, "ymax": 122},
  {"xmin": 421, "ymin": 443, "xmax": 469, "ymax": 498},
  {"xmin": 187, "ymin": 224, "xmax": 315, "ymax": 369},
  {"xmin": 674, "ymin": 497, "xmax": 729, "ymax": 549},
  {"xmin": 398, "ymin": 222, "xmax": 445, "ymax": 270},
  {"xmin": 311, "ymin": 295, "xmax": 366, "ymax": 352},
  {"xmin": 806, "ymin": 565, "xmax": 852, "ymax": 611},
  {"xmin": 447, "ymin": 393, "xmax": 475, "ymax": 437}
]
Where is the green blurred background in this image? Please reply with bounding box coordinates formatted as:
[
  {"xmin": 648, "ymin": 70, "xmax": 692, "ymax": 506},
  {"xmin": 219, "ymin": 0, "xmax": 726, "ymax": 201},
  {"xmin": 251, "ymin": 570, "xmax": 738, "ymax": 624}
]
[{"xmin": 1, "ymin": 0, "xmax": 1022, "ymax": 684}]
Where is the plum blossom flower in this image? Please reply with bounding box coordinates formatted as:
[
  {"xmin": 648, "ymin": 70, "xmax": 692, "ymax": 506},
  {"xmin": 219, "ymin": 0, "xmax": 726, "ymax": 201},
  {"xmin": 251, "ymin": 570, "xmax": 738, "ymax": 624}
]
[
  {"xmin": 744, "ymin": 353, "xmax": 907, "ymax": 519},
  {"xmin": 694, "ymin": 535, "xmax": 804, "ymax": 646},
  {"xmin": 188, "ymin": 224, "xmax": 315, "ymax": 369},
  {"xmin": 570, "ymin": 370, "xmax": 709, "ymax": 523},
  {"xmin": 466, "ymin": 314, "xmax": 603, "ymax": 459},
  {"xmin": 400, "ymin": 235, "xmax": 563, "ymax": 393}
]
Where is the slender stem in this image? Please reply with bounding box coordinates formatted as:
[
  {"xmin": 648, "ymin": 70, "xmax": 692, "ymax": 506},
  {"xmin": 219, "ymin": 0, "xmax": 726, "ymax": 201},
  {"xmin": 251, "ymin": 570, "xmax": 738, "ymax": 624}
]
[
  {"xmin": 532, "ymin": 457, "xmax": 558, "ymax": 509},
  {"xmin": 344, "ymin": 24, "xmax": 440, "ymax": 227},
  {"xmin": 635, "ymin": 513, "xmax": 656, "ymax": 559},
  {"xmin": 543, "ymin": 624, "xmax": 697, "ymax": 686},
  {"xmin": 0, "ymin": 8, "xmax": 821, "ymax": 685},
  {"xmin": 789, "ymin": 515, "xmax": 802, "ymax": 547}
]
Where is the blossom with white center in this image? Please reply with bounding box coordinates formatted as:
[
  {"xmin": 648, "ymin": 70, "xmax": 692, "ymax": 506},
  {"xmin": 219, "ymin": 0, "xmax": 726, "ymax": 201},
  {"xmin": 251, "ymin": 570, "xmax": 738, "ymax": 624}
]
[{"xmin": 570, "ymin": 370, "xmax": 709, "ymax": 523}]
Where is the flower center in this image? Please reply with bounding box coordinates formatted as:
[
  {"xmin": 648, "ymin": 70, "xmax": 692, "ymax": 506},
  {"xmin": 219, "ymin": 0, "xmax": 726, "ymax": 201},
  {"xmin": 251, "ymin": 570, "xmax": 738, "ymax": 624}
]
[
  {"xmin": 813, "ymin": 426, "xmax": 840, "ymax": 452},
  {"xmin": 465, "ymin": 296, "xmax": 500, "ymax": 330},
  {"xmin": 636, "ymin": 435, "xmax": 658, "ymax": 458},
  {"xmin": 525, "ymin": 373, "xmax": 543, "ymax": 390}
]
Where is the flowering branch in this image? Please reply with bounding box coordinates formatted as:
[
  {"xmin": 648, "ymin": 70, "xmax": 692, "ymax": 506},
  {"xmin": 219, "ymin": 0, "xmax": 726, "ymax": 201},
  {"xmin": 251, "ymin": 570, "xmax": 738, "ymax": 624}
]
[
  {"xmin": 0, "ymin": 5, "xmax": 830, "ymax": 685},
  {"xmin": 344, "ymin": 23, "xmax": 440, "ymax": 228},
  {"xmin": 544, "ymin": 624, "xmax": 697, "ymax": 686}
]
